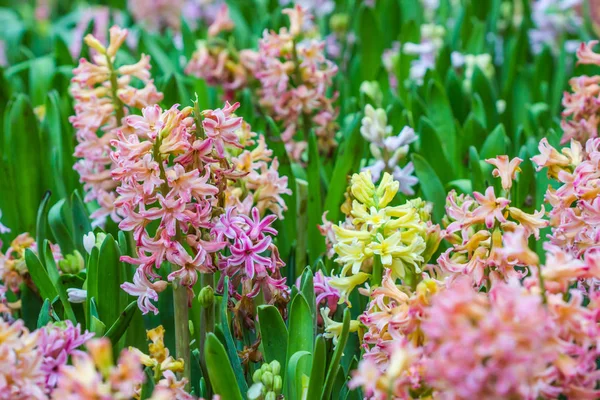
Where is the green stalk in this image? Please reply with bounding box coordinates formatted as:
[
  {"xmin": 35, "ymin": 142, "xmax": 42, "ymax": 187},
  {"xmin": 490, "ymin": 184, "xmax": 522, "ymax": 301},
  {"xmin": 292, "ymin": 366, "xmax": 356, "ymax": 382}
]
[
  {"xmin": 199, "ymin": 273, "xmax": 215, "ymax": 395},
  {"xmin": 173, "ymin": 279, "xmax": 191, "ymax": 389},
  {"xmin": 371, "ymin": 255, "xmax": 383, "ymax": 287},
  {"xmin": 105, "ymin": 54, "xmax": 125, "ymax": 123}
]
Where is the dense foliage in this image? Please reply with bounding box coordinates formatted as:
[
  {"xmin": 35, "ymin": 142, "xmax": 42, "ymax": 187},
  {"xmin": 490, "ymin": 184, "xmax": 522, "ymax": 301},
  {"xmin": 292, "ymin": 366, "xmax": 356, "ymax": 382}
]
[{"xmin": 1, "ymin": 0, "xmax": 600, "ymax": 399}]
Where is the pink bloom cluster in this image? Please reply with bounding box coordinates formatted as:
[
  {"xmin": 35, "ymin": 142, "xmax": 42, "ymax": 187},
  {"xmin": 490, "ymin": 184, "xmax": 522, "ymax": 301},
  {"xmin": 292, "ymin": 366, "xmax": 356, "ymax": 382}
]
[
  {"xmin": 560, "ymin": 41, "xmax": 600, "ymax": 144},
  {"xmin": 253, "ymin": 6, "xmax": 339, "ymax": 160},
  {"xmin": 0, "ymin": 318, "xmax": 46, "ymax": 399},
  {"xmin": 185, "ymin": 5, "xmax": 257, "ymax": 99},
  {"xmin": 439, "ymin": 155, "xmax": 548, "ymax": 288},
  {"xmin": 53, "ymin": 337, "xmax": 146, "ymax": 399},
  {"xmin": 70, "ymin": 26, "xmax": 163, "ymax": 226},
  {"xmin": 423, "ymin": 277, "xmax": 558, "ymax": 400},
  {"xmin": 127, "ymin": 0, "xmax": 186, "ymax": 33},
  {"xmin": 110, "ymin": 101, "xmax": 288, "ymax": 313},
  {"xmin": 295, "ymin": 269, "xmax": 340, "ymax": 323},
  {"xmin": 186, "ymin": 43, "xmax": 257, "ymax": 99},
  {"xmin": 0, "ymin": 233, "xmax": 62, "ymax": 302},
  {"xmin": 38, "ymin": 321, "xmax": 94, "ymax": 390},
  {"xmin": 532, "ymin": 138, "xmax": 599, "ymax": 259},
  {"xmin": 214, "ymin": 208, "xmax": 288, "ymax": 302},
  {"xmin": 225, "ymin": 130, "xmax": 291, "ymax": 218}
]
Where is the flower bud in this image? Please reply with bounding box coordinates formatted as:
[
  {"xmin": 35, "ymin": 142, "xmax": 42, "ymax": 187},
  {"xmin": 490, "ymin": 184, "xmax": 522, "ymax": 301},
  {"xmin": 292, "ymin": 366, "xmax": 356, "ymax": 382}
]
[
  {"xmin": 84, "ymin": 34, "xmax": 106, "ymax": 54},
  {"xmin": 252, "ymin": 369, "xmax": 263, "ymax": 383},
  {"xmin": 273, "ymin": 375, "xmax": 283, "ymax": 394},
  {"xmin": 330, "ymin": 13, "xmax": 349, "ymax": 33},
  {"xmin": 59, "ymin": 250, "xmax": 85, "ymax": 274},
  {"xmin": 269, "ymin": 360, "xmax": 281, "ymax": 376},
  {"xmin": 261, "ymin": 371, "xmax": 274, "ymax": 389},
  {"xmin": 247, "ymin": 382, "xmax": 264, "ymax": 400},
  {"xmin": 261, "ymin": 363, "xmax": 271, "ymax": 372},
  {"xmin": 198, "ymin": 286, "xmax": 214, "ymax": 308},
  {"xmin": 265, "ymin": 392, "xmax": 277, "ymax": 400}
]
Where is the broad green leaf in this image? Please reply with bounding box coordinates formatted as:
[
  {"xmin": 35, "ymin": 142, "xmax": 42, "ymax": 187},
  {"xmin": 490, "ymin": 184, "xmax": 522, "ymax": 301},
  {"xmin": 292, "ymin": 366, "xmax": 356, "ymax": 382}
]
[
  {"xmin": 205, "ymin": 333, "xmax": 244, "ymax": 400},
  {"xmin": 71, "ymin": 191, "xmax": 92, "ymax": 255},
  {"xmin": 91, "ymin": 316, "xmax": 106, "ymax": 337},
  {"xmin": 480, "ymin": 124, "xmax": 508, "ymax": 159},
  {"xmin": 418, "ymin": 117, "xmax": 454, "ymax": 184},
  {"xmin": 300, "ymin": 268, "xmax": 316, "ymax": 331},
  {"xmin": 37, "ymin": 299, "xmax": 52, "ymax": 328},
  {"xmin": 97, "ymin": 235, "xmax": 127, "ymax": 328},
  {"xmin": 104, "ymin": 301, "xmax": 139, "ymax": 345},
  {"xmin": 35, "ymin": 191, "xmax": 52, "ymax": 263},
  {"xmin": 322, "ymin": 308, "xmax": 351, "ymax": 400},
  {"xmin": 85, "ymin": 246, "xmax": 99, "ymax": 330},
  {"xmin": 286, "ymin": 350, "xmax": 311, "ymax": 400},
  {"xmin": 323, "ymin": 114, "xmax": 362, "ymax": 224},
  {"xmin": 426, "ymin": 80, "xmax": 457, "ymax": 165},
  {"xmin": 20, "ymin": 284, "xmax": 43, "ymax": 330},
  {"xmin": 471, "ymin": 66, "xmax": 498, "ymax": 128},
  {"xmin": 306, "ymin": 335, "xmax": 326, "ymax": 400},
  {"xmin": 469, "ymin": 146, "xmax": 486, "ymax": 194},
  {"xmin": 48, "ymin": 199, "xmax": 76, "ymax": 255},
  {"xmin": 358, "ymin": 6, "xmax": 384, "ymax": 82},
  {"xmin": 44, "ymin": 241, "xmax": 77, "ymax": 322},
  {"xmin": 287, "ymin": 294, "xmax": 314, "ymax": 357},
  {"xmin": 412, "ymin": 154, "xmax": 446, "ymax": 222},
  {"xmin": 139, "ymin": 368, "xmax": 156, "ymax": 400},
  {"xmin": 258, "ymin": 304, "xmax": 288, "ymax": 373},
  {"xmin": 25, "ymin": 249, "xmax": 58, "ymax": 306},
  {"xmin": 307, "ymin": 132, "xmax": 325, "ymax": 265},
  {"xmin": 3, "ymin": 94, "xmax": 42, "ymax": 234},
  {"xmin": 219, "ymin": 277, "xmax": 248, "ymax": 395}
]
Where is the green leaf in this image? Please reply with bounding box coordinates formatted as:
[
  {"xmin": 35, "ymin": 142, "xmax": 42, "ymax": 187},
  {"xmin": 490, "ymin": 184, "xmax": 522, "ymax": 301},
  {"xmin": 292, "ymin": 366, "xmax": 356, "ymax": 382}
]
[
  {"xmin": 48, "ymin": 199, "xmax": 76, "ymax": 255},
  {"xmin": 469, "ymin": 146, "xmax": 486, "ymax": 194},
  {"xmin": 2, "ymin": 94, "xmax": 42, "ymax": 234},
  {"xmin": 258, "ymin": 305, "xmax": 288, "ymax": 374},
  {"xmin": 141, "ymin": 32, "xmax": 177, "ymax": 75},
  {"xmin": 35, "ymin": 191, "xmax": 52, "ymax": 265},
  {"xmin": 139, "ymin": 368, "xmax": 156, "ymax": 400},
  {"xmin": 205, "ymin": 333, "xmax": 244, "ymax": 400},
  {"xmin": 25, "ymin": 249, "xmax": 58, "ymax": 304},
  {"xmin": 287, "ymin": 294, "xmax": 314, "ymax": 358},
  {"xmin": 286, "ymin": 293, "xmax": 313, "ymax": 395},
  {"xmin": 29, "ymin": 56, "xmax": 56, "ymax": 106},
  {"xmin": 97, "ymin": 235, "xmax": 127, "ymax": 328},
  {"xmin": 307, "ymin": 132, "xmax": 325, "ymax": 265},
  {"xmin": 219, "ymin": 277, "xmax": 248, "ymax": 395},
  {"xmin": 37, "ymin": 299, "xmax": 52, "ymax": 328},
  {"xmin": 104, "ymin": 301, "xmax": 138, "ymax": 344},
  {"xmin": 300, "ymin": 268, "xmax": 316, "ymax": 331},
  {"xmin": 480, "ymin": 124, "xmax": 508, "ymax": 159},
  {"xmin": 286, "ymin": 351, "xmax": 312, "ymax": 400},
  {"xmin": 91, "ymin": 316, "xmax": 106, "ymax": 336},
  {"xmin": 426, "ymin": 80, "xmax": 457, "ymax": 165},
  {"xmin": 358, "ymin": 6, "xmax": 384, "ymax": 81},
  {"xmin": 323, "ymin": 114, "xmax": 362, "ymax": 224},
  {"xmin": 411, "ymin": 154, "xmax": 446, "ymax": 222},
  {"xmin": 418, "ymin": 117, "xmax": 454, "ymax": 184},
  {"xmin": 44, "ymin": 241, "xmax": 77, "ymax": 323},
  {"xmin": 85, "ymin": 246, "xmax": 99, "ymax": 330},
  {"xmin": 471, "ymin": 66, "xmax": 498, "ymax": 129},
  {"xmin": 322, "ymin": 308, "xmax": 351, "ymax": 400},
  {"xmin": 71, "ymin": 191, "xmax": 92, "ymax": 255},
  {"xmin": 306, "ymin": 335, "xmax": 326, "ymax": 400}
]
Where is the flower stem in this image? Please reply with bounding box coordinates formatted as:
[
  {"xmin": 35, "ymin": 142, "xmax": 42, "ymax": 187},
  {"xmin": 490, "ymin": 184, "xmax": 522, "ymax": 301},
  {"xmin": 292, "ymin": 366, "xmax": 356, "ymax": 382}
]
[
  {"xmin": 371, "ymin": 255, "xmax": 383, "ymax": 287},
  {"xmin": 199, "ymin": 273, "xmax": 215, "ymax": 392},
  {"xmin": 173, "ymin": 279, "xmax": 191, "ymax": 390},
  {"xmin": 105, "ymin": 54, "xmax": 125, "ymax": 124}
]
